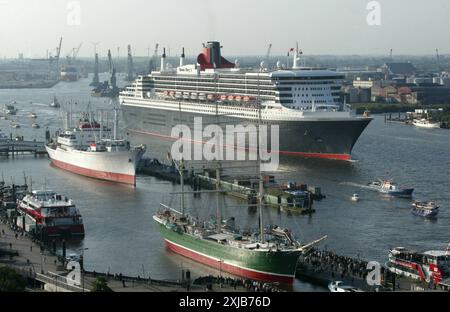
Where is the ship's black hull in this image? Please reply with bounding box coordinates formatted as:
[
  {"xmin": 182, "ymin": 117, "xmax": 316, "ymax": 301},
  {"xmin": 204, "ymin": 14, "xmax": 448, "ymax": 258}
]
[{"xmin": 122, "ymin": 105, "xmax": 372, "ymax": 161}]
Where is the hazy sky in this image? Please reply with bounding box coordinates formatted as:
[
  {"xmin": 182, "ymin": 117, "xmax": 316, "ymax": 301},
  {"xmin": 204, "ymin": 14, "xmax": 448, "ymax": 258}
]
[{"xmin": 0, "ymin": 0, "xmax": 449, "ymax": 58}]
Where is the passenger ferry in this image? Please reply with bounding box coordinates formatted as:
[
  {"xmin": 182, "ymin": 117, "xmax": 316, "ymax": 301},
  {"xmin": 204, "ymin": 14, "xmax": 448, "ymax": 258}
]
[
  {"xmin": 387, "ymin": 247, "xmax": 450, "ymax": 286},
  {"xmin": 17, "ymin": 190, "xmax": 85, "ymax": 237}
]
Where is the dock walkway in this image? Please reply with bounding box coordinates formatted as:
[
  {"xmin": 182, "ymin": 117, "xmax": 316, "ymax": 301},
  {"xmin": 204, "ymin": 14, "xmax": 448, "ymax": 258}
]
[{"xmin": 0, "ymin": 140, "xmax": 47, "ymax": 157}]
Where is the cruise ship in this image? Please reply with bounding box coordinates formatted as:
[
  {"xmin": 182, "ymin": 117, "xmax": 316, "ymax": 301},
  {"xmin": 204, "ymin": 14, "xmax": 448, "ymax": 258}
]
[{"xmin": 120, "ymin": 41, "xmax": 372, "ymax": 161}]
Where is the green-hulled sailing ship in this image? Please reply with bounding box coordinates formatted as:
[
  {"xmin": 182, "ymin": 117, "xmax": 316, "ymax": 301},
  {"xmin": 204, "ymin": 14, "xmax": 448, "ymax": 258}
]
[{"xmin": 153, "ymin": 164, "xmax": 326, "ymax": 284}]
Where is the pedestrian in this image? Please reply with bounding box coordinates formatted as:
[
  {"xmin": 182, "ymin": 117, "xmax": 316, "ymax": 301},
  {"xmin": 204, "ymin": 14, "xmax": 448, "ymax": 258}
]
[
  {"xmin": 9, "ymin": 242, "xmax": 12, "ymax": 249},
  {"xmin": 30, "ymin": 245, "xmax": 33, "ymax": 252}
]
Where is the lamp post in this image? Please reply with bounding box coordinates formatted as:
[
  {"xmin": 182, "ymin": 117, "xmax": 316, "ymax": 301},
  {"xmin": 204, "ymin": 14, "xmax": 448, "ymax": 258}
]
[{"xmin": 76, "ymin": 247, "xmax": 89, "ymax": 292}]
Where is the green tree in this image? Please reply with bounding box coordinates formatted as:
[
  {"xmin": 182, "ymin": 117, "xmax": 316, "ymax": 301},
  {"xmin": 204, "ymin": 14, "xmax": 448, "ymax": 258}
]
[
  {"xmin": 91, "ymin": 277, "xmax": 113, "ymax": 292},
  {"xmin": 0, "ymin": 266, "xmax": 26, "ymax": 292}
]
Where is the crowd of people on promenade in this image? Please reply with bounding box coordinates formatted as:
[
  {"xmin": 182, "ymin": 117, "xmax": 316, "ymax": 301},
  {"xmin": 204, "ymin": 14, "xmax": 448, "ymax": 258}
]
[
  {"xmin": 194, "ymin": 275, "xmax": 283, "ymax": 292},
  {"xmin": 299, "ymin": 248, "xmax": 379, "ymax": 281}
]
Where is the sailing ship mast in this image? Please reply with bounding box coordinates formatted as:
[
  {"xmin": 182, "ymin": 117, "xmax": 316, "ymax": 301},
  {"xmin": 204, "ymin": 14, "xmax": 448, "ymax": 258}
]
[{"xmin": 257, "ymin": 72, "xmax": 265, "ymax": 245}]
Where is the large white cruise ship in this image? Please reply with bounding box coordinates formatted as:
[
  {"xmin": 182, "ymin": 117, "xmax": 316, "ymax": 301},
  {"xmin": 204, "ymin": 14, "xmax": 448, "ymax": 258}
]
[{"xmin": 120, "ymin": 41, "xmax": 372, "ymax": 161}]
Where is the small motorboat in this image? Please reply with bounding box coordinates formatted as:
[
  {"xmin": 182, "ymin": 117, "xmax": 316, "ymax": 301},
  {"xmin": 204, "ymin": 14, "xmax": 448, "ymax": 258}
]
[
  {"xmin": 351, "ymin": 194, "xmax": 360, "ymax": 202},
  {"xmin": 28, "ymin": 112, "xmax": 37, "ymax": 118},
  {"xmin": 328, "ymin": 281, "xmax": 363, "ymax": 292},
  {"xmin": 411, "ymin": 201, "xmax": 439, "ymax": 218},
  {"xmin": 11, "ymin": 122, "xmax": 20, "ymax": 128},
  {"xmin": 32, "ymin": 123, "xmax": 40, "ymax": 129},
  {"xmin": 50, "ymin": 96, "xmax": 60, "ymax": 108},
  {"xmin": 368, "ymin": 180, "xmax": 414, "ymax": 197}
]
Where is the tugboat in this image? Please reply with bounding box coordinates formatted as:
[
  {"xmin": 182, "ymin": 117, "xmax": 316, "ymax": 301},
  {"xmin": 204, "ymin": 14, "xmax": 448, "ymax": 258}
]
[
  {"xmin": 387, "ymin": 247, "xmax": 450, "ymax": 286},
  {"xmin": 411, "ymin": 201, "xmax": 439, "ymax": 218},
  {"xmin": 17, "ymin": 190, "xmax": 85, "ymax": 237},
  {"xmin": 367, "ymin": 180, "xmax": 414, "ymax": 197}
]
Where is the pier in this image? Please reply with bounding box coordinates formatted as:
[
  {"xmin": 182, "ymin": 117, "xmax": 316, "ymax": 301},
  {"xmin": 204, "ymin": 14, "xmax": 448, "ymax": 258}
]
[
  {"xmin": 0, "ymin": 139, "xmax": 47, "ymax": 158},
  {"xmin": 137, "ymin": 158, "xmax": 322, "ymax": 214}
]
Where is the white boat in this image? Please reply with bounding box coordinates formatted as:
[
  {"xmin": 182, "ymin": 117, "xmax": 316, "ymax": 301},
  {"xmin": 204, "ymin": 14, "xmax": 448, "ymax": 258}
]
[
  {"xmin": 412, "ymin": 119, "xmax": 440, "ymax": 129},
  {"xmin": 50, "ymin": 96, "xmax": 61, "ymax": 108},
  {"xmin": 28, "ymin": 112, "xmax": 37, "ymax": 118},
  {"xmin": 351, "ymin": 194, "xmax": 360, "ymax": 202},
  {"xmin": 46, "ymin": 111, "xmax": 146, "ymax": 186},
  {"xmin": 11, "ymin": 123, "xmax": 20, "ymax": 128},
  {"xmin": 32, "ymin": 123, "xmax": 40, "ymax": 129},
  {"xmin": 367, "ymin": 179, "xmax": 414, "ymax": 197},
  {"xmin": 328, "ymin": 281, "xmax": 363, "ymax": 292}
]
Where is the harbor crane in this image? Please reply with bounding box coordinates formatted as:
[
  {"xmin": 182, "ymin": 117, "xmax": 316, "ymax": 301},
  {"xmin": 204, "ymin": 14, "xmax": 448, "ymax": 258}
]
[
  {"xmin": 436, "ymin": 48, "xmax": 442, "ymax": 72},
  {"xmin": 127, "ymin": 44, "xmax": 135, "ymax": 81},
  {"xmin": 265, "ymin": 43, "xmax": 272, "ymax": 69},
  {"xmin": 148, "ymin": 43, "xmax": 159, "ymax": 73},
  {"xmin": 48, "ymin": 37, "xmax": 63, "ymax": 79},
  {"xmin": 66, "ymin": 42, "xmax": 83, "ymax": 64}
]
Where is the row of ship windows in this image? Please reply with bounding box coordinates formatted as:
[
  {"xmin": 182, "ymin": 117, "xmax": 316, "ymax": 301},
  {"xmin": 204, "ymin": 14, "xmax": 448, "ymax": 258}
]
[
  {"xmin": 154, "ymin": 88, "xmax": 275, "ymax": 97},
  {"xmin": 275, "ymin": 76, "xmax": 344, "ymax": 81},
  {"xmin": 154, "ymin": 77, "xmax": 274, "ymax": 85},
  {"xmin": 279, "ymin": 99, "xmax": 339, "ymax": 104}
]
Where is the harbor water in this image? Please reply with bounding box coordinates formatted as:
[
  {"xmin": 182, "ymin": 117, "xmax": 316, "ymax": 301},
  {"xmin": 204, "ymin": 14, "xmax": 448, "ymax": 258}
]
[{"xmin": 1, "ymin": 76, "xmax": 449, "ymax": 291}]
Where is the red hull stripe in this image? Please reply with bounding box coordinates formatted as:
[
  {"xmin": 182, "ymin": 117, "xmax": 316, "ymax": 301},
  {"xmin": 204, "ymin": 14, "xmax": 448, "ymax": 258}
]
[
  {"xmin": 51, "ymin": 159, "xmax": 136, "ymax": 185},
  {"xmin": 165, "ymin": 239, "xmax": 295, "ymax": 284},
  {"xmin": 129, "ymin": 128, "xmax": 351, "ymax": 161}
]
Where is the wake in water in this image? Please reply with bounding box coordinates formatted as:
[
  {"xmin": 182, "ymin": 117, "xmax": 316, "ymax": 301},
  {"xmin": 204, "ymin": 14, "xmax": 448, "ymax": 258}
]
[{"xmin": 340, "ymin": 181, "xmax": 374, "ymax": 190}]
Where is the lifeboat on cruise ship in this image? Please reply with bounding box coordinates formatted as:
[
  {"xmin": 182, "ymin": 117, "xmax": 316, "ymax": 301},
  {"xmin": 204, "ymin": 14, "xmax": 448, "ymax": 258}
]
[
  {"xmin": 235, "ymin": 96, "xmax": 242, "ymax": 102},
  {"xmin": 175, "ymin": 92, "xmax": 182, "ymax": 98},
  {"xmin": 190, "ymin": 93, "xmax": 198, "ymax": 100},
  {"xmin": 243, "ymin": 96, "xmax": 250, "ymax": 102},
  {"xmin": 227, "ymin": 95, "xmax": 234, "ymax": 101},
  {"xmin": 183, "ymin": 92, "xmax": 190, "ymax": 99},
  {"xmin": 220, "ymin": 95, "xmax": 227, "ymax": 101},
  {"xmin": 169, "ymin": 91, "xmax": 175, "ymax": 97},
  {"xmin": 207, "ymin": 94, "xmax": 215, "ymax": 100},
  {"xmin": 163, "ymin": 90, "xmax": 169, "ymax": 96},
  {"xmin": 199, "ymin": 93, "xmax": 206, "ymax": 100}
]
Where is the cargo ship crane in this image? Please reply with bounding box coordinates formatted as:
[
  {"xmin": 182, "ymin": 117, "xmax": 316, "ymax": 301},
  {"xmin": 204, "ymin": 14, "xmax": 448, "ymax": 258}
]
[
  {"xmin": 148, "ymin": 43, "xmax": 159, "ymax": 73},
  {"xmin": 126, "ymin": 44, "xmax": 135, "ymax": 81}
]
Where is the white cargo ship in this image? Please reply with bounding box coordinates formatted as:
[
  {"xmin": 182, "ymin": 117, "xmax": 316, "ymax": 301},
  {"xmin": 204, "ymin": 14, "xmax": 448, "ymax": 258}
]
[{"xmin": 46, "ymin": 112, "xmax": 146, "ymax": 186}]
